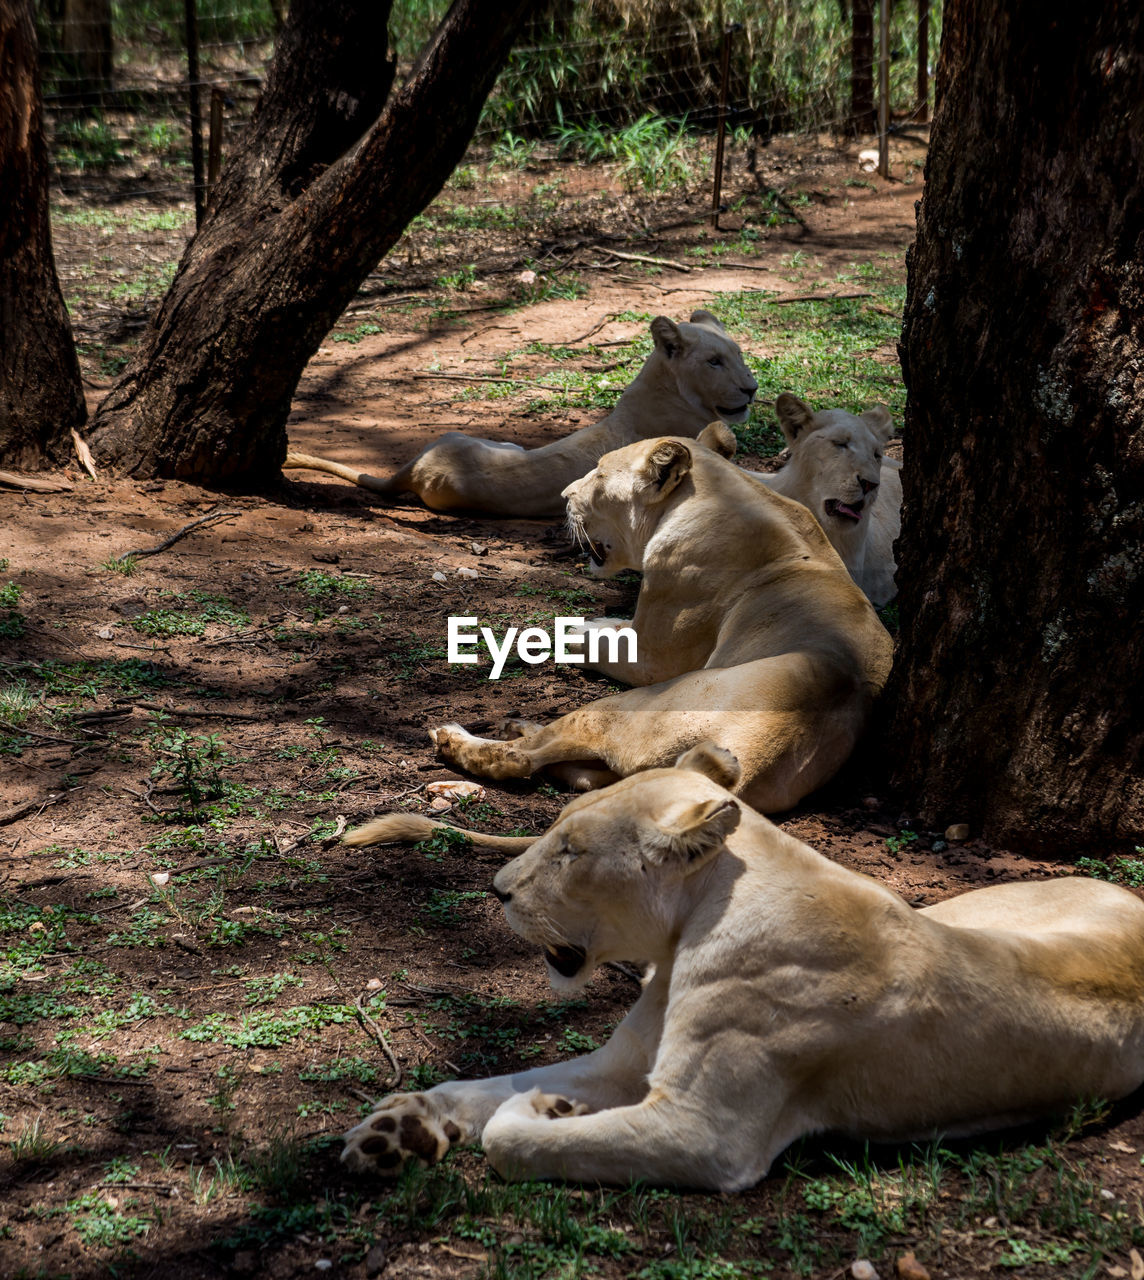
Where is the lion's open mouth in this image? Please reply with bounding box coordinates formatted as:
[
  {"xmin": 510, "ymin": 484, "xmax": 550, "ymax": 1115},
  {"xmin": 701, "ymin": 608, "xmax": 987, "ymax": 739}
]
[
  {"xmin": 586, "ymin": 536, "xmax": 608, "ymax": 568},
  {"xmin": 824, "ymin": 498, "xmax": 864, "ymax": 522},
  {"xmin": 544, "ymin": 944, "xmax": 587, "ymax": 977}
]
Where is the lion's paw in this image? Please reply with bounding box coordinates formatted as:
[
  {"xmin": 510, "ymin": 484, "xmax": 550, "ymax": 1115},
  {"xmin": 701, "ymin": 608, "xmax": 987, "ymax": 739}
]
[
  {"xmin": 495, "ymin": 716, "xmax": 544, "ymax": 741},
  {"xmin": 497, "ymin": 1089, "xmax": 589, "ymax": 1123},
  {"xmin": 341, "ymin": 1093, "xmax": 462, "ymax": 1175}
]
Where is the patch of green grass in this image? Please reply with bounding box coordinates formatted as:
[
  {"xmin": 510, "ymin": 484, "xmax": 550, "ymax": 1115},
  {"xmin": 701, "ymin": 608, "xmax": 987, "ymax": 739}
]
[
  {"xmin": 180, "ymin": 1001, "xmax": 356, "ymax": 1049},
  {"xmin": 419, "ymin": 888, "xmax": 487, "ymax": 929},
  {"xmin": 0, "ymin": 679, "xmax": 39, "ymax": 726},
  {"xmin": 131, "ymin": 590, "xmax": 249, "ymax": 637},
  {"xmin": 334, "ymin": 321, "xmax": 382, "ymax": 343},
  {"xmin": 53, "ymin": 115, "xmax": 123, "ymax": 171},
  {"xmin": 711, "ymin": 271, "xmax": 906, "ymax": 457},
  {"xmin": 0, "ymin": 578, "xmax": 25, "ymax": 639},
  {"xmin": 109, "ymin": 261, "xmax": 178, "ymax": 302},
  {"xmin": 1075, "ymin": 850, "xmax": 1144, "ymax": 887},
  {"xmin": 36, "ymin": 657, "xmax": 170, "ymax": 699},
  {"xmin": 554, "ymin": 113, "xmax": 697, "ymax": 192},
  {"xmin": 884, "ymin": 830, "xmax": 918, "ymax": 855}
]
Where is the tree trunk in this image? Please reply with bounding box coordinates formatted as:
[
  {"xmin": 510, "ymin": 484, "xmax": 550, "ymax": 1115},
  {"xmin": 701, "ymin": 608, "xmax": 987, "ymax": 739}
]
[
  {"xmin": 0, "ymin": 0, "xmax": 86, "ymax": 469},
  {"xmin": 886, "ymin": 0, "xmax": 1144, "ymax": 851},
  {"xmin": 849, "ymin": 0, "xmax": 875, "ymax": 134},
  {"xmin": 60, "ymin": 0, "xmax": 112, "ymax": 105},
  {"xmin": 84, "ymin": 0, "xmax": 540, "ymax": 486}
]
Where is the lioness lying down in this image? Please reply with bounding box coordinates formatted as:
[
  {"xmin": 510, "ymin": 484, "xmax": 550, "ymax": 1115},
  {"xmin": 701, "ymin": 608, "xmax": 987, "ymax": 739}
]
[
  {"xmin": 342, "ymin": 744, "xmax": 1144, "ymax": 1189},
  {"xmin": 753, "ymin": 392, "xmax": 902, "ymax": 606},
  {"xmin": 283, "ymin": 311, "xmax": 758, "ymax": 518},
  {"xmin": 423, "ymin": 429, "xmax": 892, "ymax": 813}
]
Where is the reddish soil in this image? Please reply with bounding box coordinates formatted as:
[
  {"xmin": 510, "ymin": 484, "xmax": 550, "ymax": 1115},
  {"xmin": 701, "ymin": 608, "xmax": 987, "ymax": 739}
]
[{"xmin": 3, "ymin": 130, "xmax": 1142, "ymax": 1279}]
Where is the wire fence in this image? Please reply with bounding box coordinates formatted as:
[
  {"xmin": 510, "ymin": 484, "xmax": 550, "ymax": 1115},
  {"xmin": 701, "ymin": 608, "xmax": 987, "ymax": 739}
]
[{"xmin": 39, "ymin": 3, "xmax": 937, "ymax": 213}]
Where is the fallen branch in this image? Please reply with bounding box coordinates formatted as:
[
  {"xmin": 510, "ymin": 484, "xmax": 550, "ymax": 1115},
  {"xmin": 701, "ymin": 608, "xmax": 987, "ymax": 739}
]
[
  {"xmin": 411, "ymin": 371, "xmax": 520, "ymax": 385},
  {"xmin": 0, "ymin": 470, "xmax": 74, "ymax": 493},
  {"xmin": 355, "ymin": 991, "xmax": 402, "ymax": 1089},
  {"xmin": 603, "ymin": 248, "xmax": 691, "ymax": 273},
  {"xmin": 0, "ymin": 795, "xmax": 62, "ymax": 827},
  {"xmin": 113, "ymin": 510, "xmax": 242, "ymax": 564},
  {"xmin": 129, "ymin": 701, "xmax": 260, "ymax": 721},
  {"xmin": 0, "ymin": 720, "xmax": 79, "ymax": 745},
  {"xmin": 564, "ymin": 312, "xmax": 621, "ymax": 345},
  {"xmin": 769, "ymin": 291, "xmax": 873, "ymax": 305}
]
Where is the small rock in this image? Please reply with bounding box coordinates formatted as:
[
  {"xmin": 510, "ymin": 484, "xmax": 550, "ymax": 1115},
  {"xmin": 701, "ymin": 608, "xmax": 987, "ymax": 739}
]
[
  {"xmin": 931, "ymin": 840, "xmax": 948, "ymax": 853},
  {"xmin": 431, "ymin": 570, "xmax": 447, "ymax": 583},
  {"xmin": 945, "ymin": 823, "xmax": 970, "ymax": 842},
  {"xmin": 96, "ymin": 626, "xmax": 115, "ymax": 640},
  {"xmin": 862, "ymin": 796, "xmax": 880, "ymax": 810},
  {"xmin": 470, "ymin": 542, "xmax": 488, "ymax": 556},
  {"xmin": 150, "ymin": 871, "xmax": 170, "ymax": 887},
  {"xmin": 314, "ymin": 1261, "xmax": 333, "ymax": 1272},
  {"xmin": 429, "ymin": 795, "xmax": 452, "ymax": 812},
  {"xmin": 364, "ymin": 1242, "xmax": 388, "ymax": 1276},
  {"xmin": 312, "ymin": 552, "xmax": 339, "ymax": 564},
  {"xmin": 858, "ymin": 148, "xmax": 879, "ymax": 172},
  {"xmin": 851, "ymin": 1262, "xmax": 879, "ymax": 1280},
  {"xmin": 365, "ymin": 977, "xmax": 384, "ymax": 990},
  {"xmin": 1100, "ymin": 1187, "xmax": 1116, "ymax": 1201},
  {"xmin": 896, "ymin": 1251, "xmax": 930, "ymax": 1280},
  {"xmin": 457, "ymin": 566, "xmax": 478, "ymax": 580}
]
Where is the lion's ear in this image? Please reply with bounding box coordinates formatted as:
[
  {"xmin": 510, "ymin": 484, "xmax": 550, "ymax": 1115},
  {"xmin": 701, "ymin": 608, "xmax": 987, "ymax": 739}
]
[
  {"xmin": 697, "ymin": 421, "xmax": 737, "ymax": 459},
  {"xmin": 650, "ymin": 316, "xmax": 684, "ymax": 358},
  {"xmin": 674, "ymin": 741, "xmax": 742, "ymax": 790},
  {"xmin": 649, "ymin": 797, "xmax": 741, "ymax": 869},
  {"xmin": 688, "ymin": 309, "xmax": 726, "ymax": 333},
  {"xmin": 644, "ymin": 439, "xmax": 692, "ymax": 499},
  {"xmin": 775, "ymin": 392, "xmax": 818, "ymax": 445},
  {"xmin": 861, "ymin": 404, "xmax": 894, "ymax": 444}
]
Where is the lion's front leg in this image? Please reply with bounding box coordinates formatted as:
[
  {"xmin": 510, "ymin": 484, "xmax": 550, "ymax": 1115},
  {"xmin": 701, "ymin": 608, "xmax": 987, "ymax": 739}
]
[
  {"xmin": 430, "ymin": 723, "xmax": 537, "ymax": 780},
  {"xmin": 344, "ymin": 985, "xmax": 668, "ymax": 1176},
  {"xmin": 482, "ymin": 1087, "xmax": 794, "ymax": 1192}
]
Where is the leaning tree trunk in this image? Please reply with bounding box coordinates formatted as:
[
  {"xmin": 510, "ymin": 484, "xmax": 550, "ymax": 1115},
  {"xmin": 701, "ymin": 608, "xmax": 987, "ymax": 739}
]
[
  {"xmin": 849, "ymin": 0, "xmax": 875, "ymax": 134},
  {"xmin": 0, "ymin": 0, "xmax": 86, "ymax": 469},
  {"xmin": 85, "ymin": 0, "xmax": 540, "ymax": 486},
  {"xmin": 886, "ymin": 0, "xmax": 1144, "ymax": 851}
]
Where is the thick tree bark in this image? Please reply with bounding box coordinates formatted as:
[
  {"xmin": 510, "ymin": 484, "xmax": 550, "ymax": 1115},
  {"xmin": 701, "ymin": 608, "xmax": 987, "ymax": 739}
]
[
  {"xmin": 886, "ymin": 1, "xmax": 1144, "ymax": 851},
  {"xmin": 849, "ymin": 0, "xmax": 875, "ymax": 134},
  {"xmin": 84, "ymin": 0, "xmax": 540, "ymax": 486},
  {"xmin": 0, "ymin": 0, "xmax": 86, "ymax": 469}
]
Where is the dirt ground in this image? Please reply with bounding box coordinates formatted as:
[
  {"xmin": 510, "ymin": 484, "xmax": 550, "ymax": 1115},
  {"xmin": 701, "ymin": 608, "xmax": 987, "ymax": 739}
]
[{"xmin": 3, "ymin": 131, "xmax": 1143, "ymax": 1280}]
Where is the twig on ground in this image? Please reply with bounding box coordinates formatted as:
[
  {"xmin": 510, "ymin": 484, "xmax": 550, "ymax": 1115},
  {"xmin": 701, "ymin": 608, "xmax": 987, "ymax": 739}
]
[
  {"xmin": 113, "ymin": 509, "xmax": 242, "ymax": 563},
  {"xmin": 411, "ymin": 371, "xmax": 520, "ymax": 385},
  {"xmin": 129, "ymin": 701, "xmax": 260, "ymax": 721},
  {"xmin": 603, "ymin": 248, "xmax": 691, "ymax": 272},
  {"xmin": 354, "ymin": 991, "xmax": 402, "ymax": 1089},
  {"xmin": 0, "ymin": 720, "xmax": 79, "ymax": 745},
  {"xmin": 0, "ymin": 795, "xmax": 62, "ymax": 827},
  {"xmin": 121, "ymin": 783, "xmax": 161, "ymax": 816},
  {"xmin": 563, "ymin": 313, "xmax": 621, "ymax": 344},
  {"xmin": 769, "ymin": 291, "xmax": 873, "ymax": 305}
]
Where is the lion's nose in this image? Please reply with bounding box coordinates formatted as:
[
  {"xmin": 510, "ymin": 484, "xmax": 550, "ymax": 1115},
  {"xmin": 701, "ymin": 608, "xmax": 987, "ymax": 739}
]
[
  {"xmin": 743, "ymin": 379, "xmax": 758, "ymax": 399},
  {"xmin": 491, "ymin": 881, "xmax": 512, "ymax": 903},
  {"xmin": 859, "ymin": 477, "xmax": 878, "ymax": 496}
]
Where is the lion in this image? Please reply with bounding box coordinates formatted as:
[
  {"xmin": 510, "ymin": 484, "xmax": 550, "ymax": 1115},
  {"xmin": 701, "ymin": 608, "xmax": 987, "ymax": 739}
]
[
  {"xmin": 341, "ymin": 744, "xmax": 1144, "ymax": 1190},
  {"xmin": 751, "ymin": 392, "xmax": 902, "ymax": 606},
  {"xmin": 282, "ymin": 311, "xmax": 759, "ymax": 518},
  {"xmin": 414, "ymin": 429, "xmax": 892, "ymax": 813}
]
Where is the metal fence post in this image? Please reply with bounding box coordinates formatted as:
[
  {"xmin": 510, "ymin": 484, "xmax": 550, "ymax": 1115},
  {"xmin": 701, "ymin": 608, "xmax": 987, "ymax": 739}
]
[
  {"xmin": 710, "ymin": 23, "xmax": 738, "ymax": 230},
  {"xmin": 184, "ymin": 0, "xmax": 205, "ymax": 225}
]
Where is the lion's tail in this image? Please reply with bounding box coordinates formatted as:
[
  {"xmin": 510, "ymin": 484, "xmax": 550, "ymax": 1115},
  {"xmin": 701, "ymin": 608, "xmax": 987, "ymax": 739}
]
[
  {"xmin": 283, "ymin": 450, "xmax": 403, "ymax": 496},
  {"xmin": 342, "ymin": 812, "xmax": 536, "ymax": 853}
]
